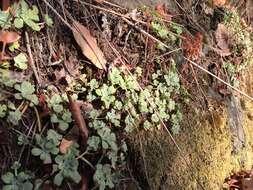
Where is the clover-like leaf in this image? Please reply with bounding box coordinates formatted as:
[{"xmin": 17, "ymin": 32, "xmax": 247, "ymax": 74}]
[
  {"xmin": 88, "ymin": 136, "xmax": 101, "ymax": 151},
  {"xmin": 54, "ymin": 144, "xmax": 81, "ymax": 186},
  {"xmin": 7, "ymin": 110, "xmax": 22, "ymax": 126},
  {"xmin": 93, "ymin": 164, "xmax": 114, "ymax": 190},
  {"xmin": 9, "ymin": 41, "xmax": 20, "ymax": 52},
  {"xmin": 14, "ymin": 18, "xmax": 24, "ymax": 28},
  {"xmin": 44, "ymin": 14, "xmax": 53, "ymax": 27},
  {"xmin": 14, "ymin": 81, "xmax": 39, "ymax": 106},
  {"xmin": 0, "ymin": 104, "xmax": 7, "ymax": 118},
  {"xmin": 14, "ymin": 53, "xmax": 28, "ymax": 70}
]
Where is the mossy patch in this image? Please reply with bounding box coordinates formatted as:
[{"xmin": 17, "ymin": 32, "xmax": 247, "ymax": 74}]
[{"xmin": 128, "ymin": 97, "xmax": 253, "ymax": 190}]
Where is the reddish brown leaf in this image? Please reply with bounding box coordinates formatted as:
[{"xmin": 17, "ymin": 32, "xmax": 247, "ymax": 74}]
[
  {"xmin": 59, "ymin": 138, "xmax": 74, "ymax": 154},
  {"xmin": 0, "ymin": 31, "xmax": 20, "ymax": 44},
  {"xmin": 67, "ymin": 94, "xmax": 88, "ymax": 145},
  {"xmin": 2, "ymin": 0, "xmax": 10, "ymax": 11},
  {"xmin": 72, "ymin": 21, "xmax": 106, "ymax": 70},
  {"xmin": 182, "ymin": 32, "xmax": 203, "ymax": 60}
]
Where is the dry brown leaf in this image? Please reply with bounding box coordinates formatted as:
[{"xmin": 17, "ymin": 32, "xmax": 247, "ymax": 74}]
[
  {"xmin": 53, "ymin": 68, "xmax": 66, "ymax": 81},
  {"xmin": 215, "ymin": 23, "xmax": 231, "ymax": 56},
  {"xmin": 213, "ymin": 0, "xmax": 227, "ymax": 7},
  {"xmin": 72, "ymin": 21, "xmax": 106, "ymax": 70},
  {"xmin": 59, "ymin": 138, "xmax": 74, "ymax": 154},
  {"xmin": 0, "ymin": 31, "xmax": 20, "ymax": 60},
  {"xmin": 0, "ymin": 31, "xmax": 20, "ymax": 44},
  {"xmin": 2, "ymin": 0, "xmax": 10, "ymax": 11}
]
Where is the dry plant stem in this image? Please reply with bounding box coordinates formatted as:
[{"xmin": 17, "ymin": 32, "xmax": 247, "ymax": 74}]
[
  {"xmin": 99, "ymin": 0, "xmax": 128, "ymax": 10},
  {"xmin": 34, "ymin": 106, "xmax": 42, "ymax": 132},
  {"xmin": 186, "ymin": 58, "xmax": 253, "ymax": 101},
  {"xmin": 41, "ymin": 0, "xmax": 72, "ymax": 29},
  {"xmin": 25, "ymin": 32, "xmax": 41, "ymax": 86},
  {"xmin": 78, "ymin": 0, "xmax": 183, "ymax": 37}
]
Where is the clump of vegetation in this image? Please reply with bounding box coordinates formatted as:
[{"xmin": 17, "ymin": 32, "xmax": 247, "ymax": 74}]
[
  {"xmin": 86, "ymin": 61, "xmax": 182, "ymax": 134},
  {"xmin": 31, "ymin": 129, "xmax": 62, "ymax": 164},
  {"xmin": 1, "ymin": 162, "xmax": 33, "ymax": 190},
  {"xmin": 46, "ymin": 93, "xmax": 73, "ymax": 131},
  {"xmin": 0, "ymin": 0, "xmax": 184, "ymax": 189},
  {"xmin": 53, "ymin": 143, "xmax": 81, "ymax": 186},
  {"xmin": 223, "ymin": 9, "xmax": 253, "ymax": 85}
]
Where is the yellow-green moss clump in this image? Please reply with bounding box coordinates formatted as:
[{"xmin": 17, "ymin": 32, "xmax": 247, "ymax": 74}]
[{"xmin": 129, "ymin": 95, "xmax": 253, "ymax": 190}]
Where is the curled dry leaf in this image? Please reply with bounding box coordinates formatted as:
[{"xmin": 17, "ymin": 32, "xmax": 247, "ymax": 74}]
[
  {"xmin": 213, "ymin": 0, "xmax": 227, "ymax": 7},
  {"xmin": 0, "ymin": 31, "xmax": 20, "ymax": 60},
  {"xmin": 72, "ymin": 21, "xmax": 106, "ymax": 70},
  {"xmin": 0, "ymin": 31, "xmax": 20, "ymax": 44},
  {"xmin": 59, "ymin": 138, "xmax": 74, "ymax": 154},
  {"xmin": 215, "ymin": 23, "xmax": 231, "ymax": 56}
]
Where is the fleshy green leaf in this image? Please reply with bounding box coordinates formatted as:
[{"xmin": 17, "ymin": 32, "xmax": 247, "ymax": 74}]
[
  {"xmin": 44, "ymin": 14, "xmax": 53, "ymax": 27},
  {"xmin": 7, "ymin": 110, "xmax": 22, "ymax": 125},
  {"xmin": 14, "ymin": 53, "xmax": 28, "ymax": 70}
]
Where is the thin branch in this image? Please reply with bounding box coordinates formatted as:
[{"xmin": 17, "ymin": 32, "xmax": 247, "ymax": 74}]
[{"xmin": 25, "ymin": 32, "xmax": 41, "ymax": 86}]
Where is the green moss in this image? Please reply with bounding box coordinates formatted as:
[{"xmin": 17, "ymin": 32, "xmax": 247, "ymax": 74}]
[{"xmin": 129, "ymin": 103, "xmax": 253, "ymax": 190}]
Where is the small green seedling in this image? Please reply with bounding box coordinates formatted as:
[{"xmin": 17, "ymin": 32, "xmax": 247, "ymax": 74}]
[
  {"xmin": 44, "ymin": 14, "xmax": 53, "ymax": 27},
  {"xmin": 95, "ymin": 84, "xmax": 116, "ymax": 109},
  {"xmin": 14, "ymin": 81, "xmax": 39, "ymax": 106},
  {"xmin": 13, "ymin": 0, "xmax": 41, "ymax": 31},
  {"xmin": 0, "ymin": 104, "xmax": 7, "ymax": 118},
  {"xmin": 31, "ymin": 129, "xmax": 62, "ymax": 164},
  {"xmin": 14, "ymin": 53, "xmax": 28, "ymax": 70},
  {"xmin": 93, "ymin": 164, "xmax": 114, "ymax": 190},
  {"xmin": 53, "ymin": 143, "xmax": 81, "ymax": 186},
  {"xmin": 1, "ymin": 162, "xmax": 33, "ymax": 190},
  {"xmin": 47, "ymin": 94, "xmax": 72, "ymax": 131},
  {"xmin": 7, "ymin": 110, "xmax": 22, "ymax": 126}
]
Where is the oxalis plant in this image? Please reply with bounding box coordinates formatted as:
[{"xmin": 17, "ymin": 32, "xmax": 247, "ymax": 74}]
[
  {"xmin": 0, "ymin": 0, "xmax": 53, "ymax": 30},
  {"xmin": 84, "ymin": 58, "xmax": 182, "ymax": 189},
  {"xmin": 46, "ymin": 93, "xmax": 72, "ymax": 131},
  {"xmin": 86, "ymin": 58, "xmax": 182, "ymax": 134},
  {"xmin": 1, "ymin": 162, "xmax": 33, "ymax": 190}
]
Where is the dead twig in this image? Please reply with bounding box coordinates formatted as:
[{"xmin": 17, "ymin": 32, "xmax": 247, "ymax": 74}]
[{"xmin": 25, "ymin": 32, "xmax": 41, "ymax": 86}]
